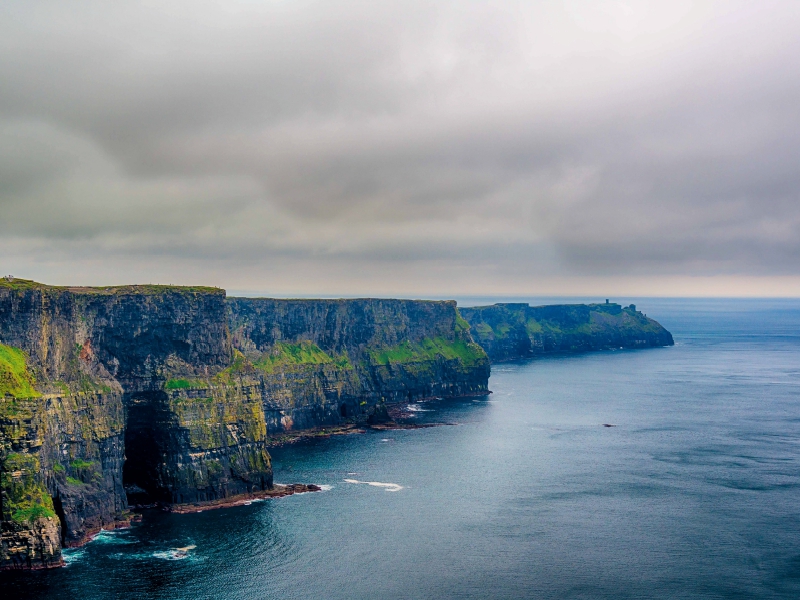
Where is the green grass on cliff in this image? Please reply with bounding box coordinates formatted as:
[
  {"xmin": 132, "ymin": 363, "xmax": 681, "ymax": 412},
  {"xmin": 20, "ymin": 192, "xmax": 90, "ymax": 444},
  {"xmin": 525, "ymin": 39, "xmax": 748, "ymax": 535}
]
[
  {"xmin": 368, "ymin": 337, "xmax": 486, "ymax": 367},
  {"xmin": 0, "ymin": 344, "xmax": 40, "ymax": 399},
  {"xmin": 455, "ymin": 311, "xmax": 471, "ymax": 334},
  {"xmin": 254, "ymin": 341, "xmax": 335, "ymax": 373},
  {"xmin": 165, "ymin": 378, "xmax": 210, "ymax": 390},
  {"xmin": 0, "ymin": 453, "xmax": 56, "ymax": 523},
  {"xmin": 0, "ymin": 277, "xmax": 221, "ymax": 296}
]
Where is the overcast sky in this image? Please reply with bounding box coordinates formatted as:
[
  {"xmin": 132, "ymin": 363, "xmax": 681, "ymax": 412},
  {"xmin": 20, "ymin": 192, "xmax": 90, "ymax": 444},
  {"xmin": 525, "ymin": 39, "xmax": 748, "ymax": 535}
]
[{"xmin": 2, "ymin": 1, "xmax": 799, "ymax": 296}]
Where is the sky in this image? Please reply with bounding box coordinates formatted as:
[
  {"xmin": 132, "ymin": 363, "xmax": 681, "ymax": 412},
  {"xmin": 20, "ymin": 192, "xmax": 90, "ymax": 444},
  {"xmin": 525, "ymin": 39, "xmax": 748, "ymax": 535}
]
[{"xmin": 2, "ymin": 1, "xmax": 800, "ymax": 297}]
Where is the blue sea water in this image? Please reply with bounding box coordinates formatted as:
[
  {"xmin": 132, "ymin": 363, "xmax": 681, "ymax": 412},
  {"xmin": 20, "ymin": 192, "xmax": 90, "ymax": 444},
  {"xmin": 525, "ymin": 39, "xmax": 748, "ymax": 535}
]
[{"xmin": 4, "ymin": 298, "xmax": 800, "ymax": 599}]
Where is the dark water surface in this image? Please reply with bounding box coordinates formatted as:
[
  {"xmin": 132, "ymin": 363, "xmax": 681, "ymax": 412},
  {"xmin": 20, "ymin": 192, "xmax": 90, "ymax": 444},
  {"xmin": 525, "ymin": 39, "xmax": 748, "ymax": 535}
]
[{"xmin": 5, "ymin": 299, "xmax": 800, "ymax": 599}]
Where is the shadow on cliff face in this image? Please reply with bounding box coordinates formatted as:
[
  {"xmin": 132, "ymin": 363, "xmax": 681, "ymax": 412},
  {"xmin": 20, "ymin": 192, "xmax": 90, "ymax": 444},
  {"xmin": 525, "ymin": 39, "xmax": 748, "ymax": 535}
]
[{"xmin": 123, "ymin": 393, "xmax": 169, "ymax": 505}]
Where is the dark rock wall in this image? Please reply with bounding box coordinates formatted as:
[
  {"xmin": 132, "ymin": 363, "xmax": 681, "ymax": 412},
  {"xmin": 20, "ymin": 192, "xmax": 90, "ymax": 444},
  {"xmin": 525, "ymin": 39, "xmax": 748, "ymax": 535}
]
[
  {"xmin": 0, "ymin": 282, "xmax": 268, "ymax": 569},
  {"xmin": 460, "ymin": 302, "xmax": 674, "ymax": 362},
  {"xmin": 228, "ymin": 298, "xmax": 490, "ymax": 434},
  {"xmin": 0, "ymin": 282, "xmax": 490, "ymax": 569},
  {"xmin": 228, "ymin": 298, "xmax": 459, "ymax": 354}
]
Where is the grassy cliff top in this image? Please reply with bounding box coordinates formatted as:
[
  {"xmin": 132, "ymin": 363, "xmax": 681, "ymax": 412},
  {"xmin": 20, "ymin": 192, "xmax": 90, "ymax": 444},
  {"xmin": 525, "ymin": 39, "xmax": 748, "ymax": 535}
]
[{"xmin": 0, "ymin": 278, "xmax": 223, "ymax": 296}]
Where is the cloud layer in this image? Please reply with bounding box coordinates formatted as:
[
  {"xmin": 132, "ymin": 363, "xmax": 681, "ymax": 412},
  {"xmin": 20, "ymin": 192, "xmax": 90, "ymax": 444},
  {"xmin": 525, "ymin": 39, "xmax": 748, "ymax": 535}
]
[{"xmin": 2, "ymin": 1, "xmax": 800, "ymax": 295}]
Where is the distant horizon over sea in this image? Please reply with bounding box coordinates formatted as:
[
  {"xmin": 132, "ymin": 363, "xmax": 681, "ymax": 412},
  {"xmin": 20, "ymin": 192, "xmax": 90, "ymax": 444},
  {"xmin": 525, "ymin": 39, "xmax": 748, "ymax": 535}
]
[{"xmin": 5, "ymin": 297, "xmax": 800, "ymax": 599}]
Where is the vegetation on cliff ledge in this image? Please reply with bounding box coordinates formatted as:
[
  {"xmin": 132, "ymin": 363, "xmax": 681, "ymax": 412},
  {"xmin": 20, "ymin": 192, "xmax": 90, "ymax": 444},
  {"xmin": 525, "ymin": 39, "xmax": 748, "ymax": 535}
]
[
  {"xmin": 254, "ymin": 341, "xmax": 352, "ymax": 373},
  {"xmin": 368, "ymin": 337, "xmax": 486, "ymax": 368},
  {"xmin": 0, "ymin": 453, "xmax": 56, "ymax": 523},
  {"xmin": 0, "ymin": 344, "xmax": 40, "ymax": 399}
]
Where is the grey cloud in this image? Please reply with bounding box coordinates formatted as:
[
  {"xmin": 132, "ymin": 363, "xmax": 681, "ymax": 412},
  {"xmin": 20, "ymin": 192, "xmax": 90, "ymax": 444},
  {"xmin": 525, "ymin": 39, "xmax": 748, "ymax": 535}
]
[{"xmin": 1, "ymin": 0, "xmax": 800, "ymax": 294}]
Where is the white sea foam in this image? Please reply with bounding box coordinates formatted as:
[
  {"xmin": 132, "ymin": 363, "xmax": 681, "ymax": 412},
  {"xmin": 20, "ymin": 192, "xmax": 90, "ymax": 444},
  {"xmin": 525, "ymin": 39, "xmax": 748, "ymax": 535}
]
[
  {"xmin": 152, "ymin": 545, "xmax": 197, "ymax": 561},
  {"xmin": 318, "ymin": 484, "xmax": 333, "ymax": 491},
  {"xmin": 344, "ymin": 478, "xmax": 403, "ymax": 492},
  {"xmin": 61, "ymin": 548, "xmax": 85, "ymax": 566},
  {"xmin": 406, "ymin": 405, "xmax": 431, "ymax": 412},
  {"xmin": 152, "ymin": 551, "xmax": 187, "ymax": 561},
  {"xmin": 92, "ymin": 529, "xmax": 135, "ymax": 545}
]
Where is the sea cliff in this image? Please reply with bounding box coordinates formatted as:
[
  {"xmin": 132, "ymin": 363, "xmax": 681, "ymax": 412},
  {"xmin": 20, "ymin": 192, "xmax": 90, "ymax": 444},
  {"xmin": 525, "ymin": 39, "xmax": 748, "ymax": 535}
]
[
  {"xmin": 459, "ymin": 302, "xmax": 674, "ymax": 362},
  {"xmin": 0, "ymin": 280, "xmax": 673, "ymax": 571},
  {"xmin": 0, "ymin": 279, "xmax": 489, "ymax": 569}
]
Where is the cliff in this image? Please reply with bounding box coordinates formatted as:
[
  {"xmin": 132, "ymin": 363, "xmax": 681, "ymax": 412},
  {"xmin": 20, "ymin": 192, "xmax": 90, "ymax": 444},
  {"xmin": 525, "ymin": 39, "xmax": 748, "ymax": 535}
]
[
  {"xmin": 459, "ymin": 302, "xmax": 674, "ymax": 362},
  {"xmin": 0, "ymin": 279, "xmax": 489, "ymax": 570},
  {"xmin": 227, "ymin": 298, "xmax": 489, "ymax": 433}
]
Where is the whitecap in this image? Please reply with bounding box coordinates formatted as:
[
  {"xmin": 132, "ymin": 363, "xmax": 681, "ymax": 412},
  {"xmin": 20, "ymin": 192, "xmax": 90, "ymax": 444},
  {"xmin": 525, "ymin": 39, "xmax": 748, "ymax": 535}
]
[
  {"xmin": 152, "ymin": 551, "xmax": 186, "ymax": 561},
  {"xmin": 406, "ymin": 405, "xmax": 430, "ymax": 412},
  {"xmin": 343, "ymin": 478, "xmax": 403, "ymax": 492},
  {"xmin": 62, "ymin": 548, "xmax": 85, "ymax": 566},
  {"xmin": 318, "ymin": 484, "xmax": 333, "ymax": 491},
  {"xmin": 152, "ymin": 545, "xmax": 196, "ymax": 561},
  {"xmin": 92, "ymin": 529, "xmax": 135, "ymax": 545}
]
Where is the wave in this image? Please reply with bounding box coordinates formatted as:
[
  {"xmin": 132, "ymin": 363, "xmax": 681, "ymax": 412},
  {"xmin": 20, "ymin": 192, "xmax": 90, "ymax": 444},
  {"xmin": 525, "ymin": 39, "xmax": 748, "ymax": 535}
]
[
  {"xmin": 343, "ymin": 478, "xmax": 403, "ymax": 492},
  {"xmin": 62, "ymin": 548, "xmax": 86, "ymax": 566},
  {"xmin": 318, "ymin": 484, "xmax": 333, "ymax": 491},
  {"xmin": 152, "ymin": 545, "xmax": 197, "ymax": 561},
  {"xmin": 91, "ymin": 529, "xmax": 136, "ymax": 545}
]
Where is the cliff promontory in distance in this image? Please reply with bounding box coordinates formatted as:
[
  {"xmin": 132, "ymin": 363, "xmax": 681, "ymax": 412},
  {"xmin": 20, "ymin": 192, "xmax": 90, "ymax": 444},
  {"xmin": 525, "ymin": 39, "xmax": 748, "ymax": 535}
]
[
  {"xmin": 0, "ymin": 279, "xmax": 672, "ymax": 571},
  {"xmin": 460, "ymin": 301, "xmax": 674, "ymax": 362}
]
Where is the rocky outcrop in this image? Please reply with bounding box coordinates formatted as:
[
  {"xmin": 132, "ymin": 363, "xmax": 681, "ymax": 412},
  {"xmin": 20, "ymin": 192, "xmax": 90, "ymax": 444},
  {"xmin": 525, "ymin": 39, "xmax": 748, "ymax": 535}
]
[
  {"xmin": 0, "ymin": 279, "xmax": 490, "ymax": 570},
  {"xmin": 459, "ymin": 302, "xmax": 674, "ymax": 362}
]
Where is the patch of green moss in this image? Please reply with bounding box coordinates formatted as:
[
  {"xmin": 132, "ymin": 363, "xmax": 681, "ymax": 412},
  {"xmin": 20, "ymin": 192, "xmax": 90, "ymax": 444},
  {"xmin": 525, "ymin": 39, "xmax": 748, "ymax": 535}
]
[
  {"xmin": 1, "ymin": 453, "xmax": 56, "ymax": 524},
  {"xmin": 254, "ymin": 341, "xmax": 333, "ymax": 373},
  {"xmin": 52, "ymin": 381, "xmax": 71, "ymax": 395},
  {"xmin": 165, "ymin": 378, "xmax": 209, "ymax": 390},
  {"xmin": 525, "ymin": 319, "xmax": 542, "ymax": 334},
  {"xmin": 474, "ymin": 322, "xmax": 493, "ymax": 337},
  {"xmin": 0, "ymin": 344, "xmax": 40, "ymax": 399},
  {"xmin": 455, "ymin": 311, "xmax": 471, "ymax": 334},
  {"xmin": 0, "ymin": 398, "xmax": 34, "ymax": 419},
  {"xmin": 66, "ymin": 476, "xmax": 84, "ymax": 486},
  {"xmin": 53, "ymin": 462, "xmax": 65, "ymax": 474},
  {"xmin": 69, "ymin": 458, "xmax": 94, "ymax": 469},
  {"xmin": 332, "ymin": 354, "xmax": 353, "ymax": 369},
  {"xmin": 213, "ymin": 349, "xmax": 254, "ymax": 384},
  {"xmin": 78, "ymin": 374, "xmax": 112, "ymax": 394},
  {"xmin": 368, "ymin": 337, "xmax": 486, "ymax": 367}
]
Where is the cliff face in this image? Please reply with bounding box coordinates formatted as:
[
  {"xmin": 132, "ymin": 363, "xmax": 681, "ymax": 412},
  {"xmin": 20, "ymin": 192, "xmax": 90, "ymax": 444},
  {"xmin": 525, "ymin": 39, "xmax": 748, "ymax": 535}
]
[
  {"xmin": 0, "ymin": 280, "xmax": 490, "ymax": 570},
  {"xmin": 227, "ymin": 299, "xmax": 490, "ymax": 434},
  {"xmin": 0, "ymin": 281, "xmax": 273, "ymax": 569},
  {"xmin": 460, "ymin": 302, "xmax": 674, "ymax": 362}
]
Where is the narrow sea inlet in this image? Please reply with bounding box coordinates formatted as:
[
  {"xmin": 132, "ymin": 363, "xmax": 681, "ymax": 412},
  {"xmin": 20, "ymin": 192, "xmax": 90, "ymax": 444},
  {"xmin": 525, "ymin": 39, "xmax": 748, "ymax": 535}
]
[{"xmin": 5, "ymin": 299, "xmax": 800, "ymax": 599}]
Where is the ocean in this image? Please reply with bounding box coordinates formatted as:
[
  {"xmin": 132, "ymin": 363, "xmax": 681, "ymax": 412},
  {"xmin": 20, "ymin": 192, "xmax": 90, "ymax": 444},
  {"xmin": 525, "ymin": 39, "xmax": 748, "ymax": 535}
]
[{"xmin": 5, "ymin": 298, "xmax": 800, "ymax": 599}]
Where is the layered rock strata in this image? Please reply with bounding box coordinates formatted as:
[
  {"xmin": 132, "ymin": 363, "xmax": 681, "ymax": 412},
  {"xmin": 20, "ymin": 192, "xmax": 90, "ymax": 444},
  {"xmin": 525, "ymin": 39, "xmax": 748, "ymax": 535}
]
[
  {"xmin": 0, "ymin": 280, "xmax": 490, "ymax": 570},
  {"xmin": 460, "ymin": 302, "xmax": 674, "ymax": 362}
]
